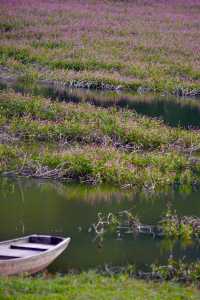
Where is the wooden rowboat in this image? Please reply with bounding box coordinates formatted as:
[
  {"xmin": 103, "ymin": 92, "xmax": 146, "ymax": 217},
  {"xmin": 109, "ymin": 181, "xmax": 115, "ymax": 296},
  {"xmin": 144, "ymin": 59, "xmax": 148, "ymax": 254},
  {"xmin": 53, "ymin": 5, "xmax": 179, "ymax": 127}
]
[{"xmin": 0, "ymin": 234, "xmax": 71, "ymax": 276}]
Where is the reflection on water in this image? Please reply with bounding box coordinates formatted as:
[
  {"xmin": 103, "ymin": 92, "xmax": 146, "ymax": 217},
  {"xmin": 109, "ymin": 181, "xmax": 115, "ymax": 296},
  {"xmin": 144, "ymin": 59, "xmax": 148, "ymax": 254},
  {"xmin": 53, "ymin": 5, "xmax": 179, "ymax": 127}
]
[
  {"xmin": 1, "ymin": 177, "xmax": 200, "ymax": 273},
  {"xmin": 1, "ymin": 79, "xmax": 200, "ymax": 128}
]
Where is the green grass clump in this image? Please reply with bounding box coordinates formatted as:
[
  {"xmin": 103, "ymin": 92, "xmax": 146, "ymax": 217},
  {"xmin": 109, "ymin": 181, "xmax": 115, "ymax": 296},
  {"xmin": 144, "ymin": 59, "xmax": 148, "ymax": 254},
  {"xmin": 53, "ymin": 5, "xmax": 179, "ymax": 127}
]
[
  {"xmin": 0, "ymin": 272, "xmax": 199, "ymax": 300},
  {"xmin": 0, "ymin": 143, "xmax": 199, "ymax": 188},
  {"xmin": 1, "ymin": 91, "xmax": 200, "ymax": 150},
  {"xmin": 0, "ymin": 46, "xmax": 34, "ymax": 65},
  {"xmin": 0, "ymin": 19, "xmax": 25, "ymax": 32},
  {"xmin": 0, "ymin": 144, "xmax": 19, "ymax": 171},
  {"xmin": 50, "ymin": 59, "xmax": 122, "ymax": 72}
]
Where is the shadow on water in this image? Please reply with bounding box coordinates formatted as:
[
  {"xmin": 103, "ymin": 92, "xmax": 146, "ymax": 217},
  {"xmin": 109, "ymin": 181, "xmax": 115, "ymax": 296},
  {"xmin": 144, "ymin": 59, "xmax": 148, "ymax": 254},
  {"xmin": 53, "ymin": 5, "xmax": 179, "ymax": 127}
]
[
  {"xmin": 1, "ymin": 79, "xmax": 200, "ymax": 128},
  {"xmin": 1, "ymin": 177, "xmax": 200, "ymax": 273}
]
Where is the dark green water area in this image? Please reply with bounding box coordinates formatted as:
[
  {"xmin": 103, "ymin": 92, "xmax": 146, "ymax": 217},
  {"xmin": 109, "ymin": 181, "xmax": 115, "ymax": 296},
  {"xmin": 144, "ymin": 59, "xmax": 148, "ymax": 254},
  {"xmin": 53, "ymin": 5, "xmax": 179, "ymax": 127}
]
[
  {"xmin": 1, "ymin": 177, "xmax": 200, "ymax": 273},
  {"xmin": 1, "ymin": 79, "xmax": 200, "ymax": 128}
]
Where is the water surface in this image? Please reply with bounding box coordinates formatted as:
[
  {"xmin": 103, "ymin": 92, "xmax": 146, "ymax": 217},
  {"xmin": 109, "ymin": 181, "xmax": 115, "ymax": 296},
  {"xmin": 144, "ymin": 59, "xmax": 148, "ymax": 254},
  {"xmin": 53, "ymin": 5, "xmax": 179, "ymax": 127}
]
[{"xmin": 1, "ymin": 177, "xmax": 200, "ymax": 273}]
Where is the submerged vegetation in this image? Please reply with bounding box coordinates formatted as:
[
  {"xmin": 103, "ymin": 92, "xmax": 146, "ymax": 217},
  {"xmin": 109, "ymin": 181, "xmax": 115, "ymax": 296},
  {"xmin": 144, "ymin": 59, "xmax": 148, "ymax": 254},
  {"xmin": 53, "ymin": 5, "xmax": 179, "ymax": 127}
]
[
  {"xmin": 0, "ymin": 91, "xmax": 200, "ymax": 189},
  {"xmin": 92, "ymin": 209, "xmax": 200, "ymax": 242},
  {"xmin": 0, "ymin": 0, "xmax": 200, "ymax": 94}
]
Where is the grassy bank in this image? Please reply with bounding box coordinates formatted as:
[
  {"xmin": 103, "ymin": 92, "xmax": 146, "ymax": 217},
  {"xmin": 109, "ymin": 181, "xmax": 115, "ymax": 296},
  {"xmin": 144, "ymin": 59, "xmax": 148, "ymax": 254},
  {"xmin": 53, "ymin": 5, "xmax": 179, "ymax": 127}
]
[
  {"xmin": 1, "ymin": 91, "xmax": 200, "ymax": 189},
  {"xmin": 1, "ymin": 91, "xmax": 199, "ymax": 148},
  {"xmin": 0, "ymin": 0, "xmax": 200, "ymax": 94},
  {"xmin": 0, "ymin": 272, "xmax": 199, "ymax": 300},
  {"xmin": 2, "ymin": 143, "xmax": 199, "ymax": 188}
]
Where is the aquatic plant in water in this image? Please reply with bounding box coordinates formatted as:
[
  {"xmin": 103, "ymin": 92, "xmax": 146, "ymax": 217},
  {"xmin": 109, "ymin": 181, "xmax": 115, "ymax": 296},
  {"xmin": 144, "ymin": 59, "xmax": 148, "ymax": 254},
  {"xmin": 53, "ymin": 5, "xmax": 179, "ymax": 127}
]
[
  {"xmin": 160, "ymin": 209, "xmax": 200, "ymax": 239},
  {"xmin": 92, "ymin": 209, "xmax": 200, "ymax": 243}
]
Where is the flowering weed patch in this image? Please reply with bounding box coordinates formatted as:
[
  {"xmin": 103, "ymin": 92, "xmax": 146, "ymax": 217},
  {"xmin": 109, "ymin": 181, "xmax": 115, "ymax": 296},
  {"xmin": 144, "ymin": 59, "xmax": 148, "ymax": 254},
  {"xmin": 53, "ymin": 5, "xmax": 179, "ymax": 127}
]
[{"xmin": 0, "ymin": 0, "xmax": 199, "ymax": 93}]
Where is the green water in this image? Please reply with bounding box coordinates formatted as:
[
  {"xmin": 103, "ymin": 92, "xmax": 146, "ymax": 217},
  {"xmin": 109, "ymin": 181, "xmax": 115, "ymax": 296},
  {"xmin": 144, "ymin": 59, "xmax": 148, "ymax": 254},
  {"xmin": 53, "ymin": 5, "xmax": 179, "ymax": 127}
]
[
  {"xmin": 1, "ymin": 79, "xmax": 200, "ymax": 128},
  {"xmin": 1, "ymin": 177, "xmax": 200, "ymax": 273}
]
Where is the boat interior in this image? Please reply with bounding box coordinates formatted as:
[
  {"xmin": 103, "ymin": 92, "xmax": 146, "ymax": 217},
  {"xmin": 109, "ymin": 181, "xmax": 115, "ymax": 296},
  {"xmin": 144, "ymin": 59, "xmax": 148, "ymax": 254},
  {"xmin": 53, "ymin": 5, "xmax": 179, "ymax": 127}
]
[{"xmin": 0, "ymin": 235, "xmax": 63, "ymax": 260}]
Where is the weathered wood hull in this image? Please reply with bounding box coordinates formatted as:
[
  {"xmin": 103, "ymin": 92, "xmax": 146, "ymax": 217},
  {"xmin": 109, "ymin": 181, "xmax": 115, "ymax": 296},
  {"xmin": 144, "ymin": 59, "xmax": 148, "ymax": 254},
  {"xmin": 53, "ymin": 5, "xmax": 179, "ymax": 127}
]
[{"xmin": 0, "ymin": 235, "xmax": 71, "ymax": 276}]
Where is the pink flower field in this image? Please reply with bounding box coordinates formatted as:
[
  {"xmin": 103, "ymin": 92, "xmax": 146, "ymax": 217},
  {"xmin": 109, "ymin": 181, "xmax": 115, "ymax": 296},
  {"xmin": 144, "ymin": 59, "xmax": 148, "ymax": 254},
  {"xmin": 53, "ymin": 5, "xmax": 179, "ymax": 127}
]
[{"xmin": 0, "ymin": 0, "xmax": 200, "ymax": 92}]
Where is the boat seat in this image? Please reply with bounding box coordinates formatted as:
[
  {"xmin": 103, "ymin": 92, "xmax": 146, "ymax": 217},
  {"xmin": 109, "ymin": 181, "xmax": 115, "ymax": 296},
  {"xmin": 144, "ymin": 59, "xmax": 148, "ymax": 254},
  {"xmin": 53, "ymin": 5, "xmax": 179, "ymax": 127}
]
[
  {"xmin": 0, "ymin": 248, "xmax": 42, "ymax": 258},
  {"xmin": 10, "ymin": 242, "xmax": 54, "ymax": 251}
]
